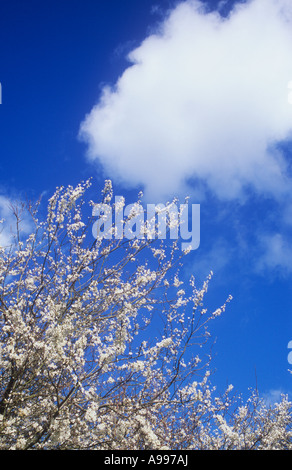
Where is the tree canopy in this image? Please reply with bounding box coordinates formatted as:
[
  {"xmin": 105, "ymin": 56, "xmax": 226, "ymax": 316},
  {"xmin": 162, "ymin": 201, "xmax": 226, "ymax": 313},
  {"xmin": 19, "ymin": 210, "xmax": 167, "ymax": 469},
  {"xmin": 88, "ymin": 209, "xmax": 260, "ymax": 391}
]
[{"xmin": 0, "ymin": 180, "xmax": 291, "ymax": 450}]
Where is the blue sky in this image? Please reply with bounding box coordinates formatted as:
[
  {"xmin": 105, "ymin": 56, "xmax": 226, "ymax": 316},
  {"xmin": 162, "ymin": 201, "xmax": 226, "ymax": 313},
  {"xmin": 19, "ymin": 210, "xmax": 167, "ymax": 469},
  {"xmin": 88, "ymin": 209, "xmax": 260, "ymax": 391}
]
[{"xmin": 1, "ymin": 0, "xmax": 292, "ymax": 402}]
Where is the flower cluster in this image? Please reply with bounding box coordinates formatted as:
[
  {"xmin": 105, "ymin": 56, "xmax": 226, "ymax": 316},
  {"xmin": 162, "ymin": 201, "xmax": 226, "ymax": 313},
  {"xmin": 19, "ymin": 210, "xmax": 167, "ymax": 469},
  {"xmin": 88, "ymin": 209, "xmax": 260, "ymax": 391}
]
[{"xmin": 0, "ymin": 180, "xmax": 291, "ymax": 450}]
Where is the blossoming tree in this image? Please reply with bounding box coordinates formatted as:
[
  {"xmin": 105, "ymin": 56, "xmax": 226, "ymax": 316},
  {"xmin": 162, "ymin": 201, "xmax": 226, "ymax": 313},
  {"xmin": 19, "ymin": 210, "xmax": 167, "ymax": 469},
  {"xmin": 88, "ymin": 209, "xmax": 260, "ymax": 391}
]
[{"xmin": 0, "ymin": 180, "xmax": 291, "ymax": 450}]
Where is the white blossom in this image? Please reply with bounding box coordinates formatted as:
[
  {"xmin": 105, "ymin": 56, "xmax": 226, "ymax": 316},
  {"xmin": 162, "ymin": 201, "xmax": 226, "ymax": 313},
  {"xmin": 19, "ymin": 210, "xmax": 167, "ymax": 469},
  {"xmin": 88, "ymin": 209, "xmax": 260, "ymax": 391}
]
[{"xmin": 0, "ymin": 180, "xmax": 290, "ymax": 450}]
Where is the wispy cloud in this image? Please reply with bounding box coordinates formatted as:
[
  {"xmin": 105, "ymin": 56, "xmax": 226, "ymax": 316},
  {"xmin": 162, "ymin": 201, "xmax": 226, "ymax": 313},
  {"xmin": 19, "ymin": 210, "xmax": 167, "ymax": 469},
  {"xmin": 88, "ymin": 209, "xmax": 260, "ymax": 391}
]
[
  {"xmin": 262, "ymin": 388, "xmax": 290, "ymax": 406},
  {"xmin": 256, "ymin": 232, "xmax": 292, "ymax": 276},
  {"xmin": 79, "ymin": 0, "xmax": 292, "ymax": 201},
  {"xmin": 0, "ymin": 195, "xmax": 32, "ymax": 248}
]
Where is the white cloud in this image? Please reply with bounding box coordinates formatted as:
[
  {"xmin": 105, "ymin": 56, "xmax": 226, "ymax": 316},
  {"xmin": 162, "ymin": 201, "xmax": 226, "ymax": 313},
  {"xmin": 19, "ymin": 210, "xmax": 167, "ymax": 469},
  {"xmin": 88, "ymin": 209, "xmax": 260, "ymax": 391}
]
[{"xmin": 79, "ymin": 0, "xmax": 292, "ymax": 201}]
